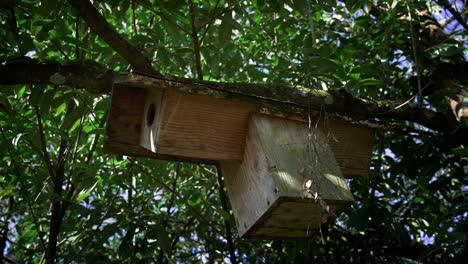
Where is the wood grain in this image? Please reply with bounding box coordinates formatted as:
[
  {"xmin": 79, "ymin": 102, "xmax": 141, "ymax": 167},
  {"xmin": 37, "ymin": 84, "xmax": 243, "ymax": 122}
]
[
  {"xmin": 156, "ymin": 90, "xmax": 256, "ymax": 161},
  {"xmin": 247, "ymin": 198, "xmax": 349, "ymax": 239},
  {"xmin": 105, "ymin": 85, "xmax": 374, "ymax": 176},
  {"xmin": 323, "ymin": 119, "xmax": 374, "ymax": 177},
  {"xmin": 221, "ymin": 114, "xmax": 354, "ymax": 239},
  {"xmin": 104, "ymin": 85, "xmax": 146, "ymax": 151},
  {"xmin": 220, "ymin": 119, "xmax": 279, "ymax": 236}
]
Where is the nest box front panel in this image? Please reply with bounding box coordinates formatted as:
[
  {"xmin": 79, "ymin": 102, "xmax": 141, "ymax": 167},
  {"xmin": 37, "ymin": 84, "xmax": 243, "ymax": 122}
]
[{"xmin": 221, "ymin": 114, "xmax": 354, "ymax": 239}]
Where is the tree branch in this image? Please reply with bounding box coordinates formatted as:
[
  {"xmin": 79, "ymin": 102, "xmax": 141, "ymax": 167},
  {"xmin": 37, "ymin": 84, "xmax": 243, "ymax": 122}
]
[
  {"xmin": 67, "ymin": 0, "xmax": 161, "ymax": 76},
  {"xmin": 34, "ymin": 103, "xmax": 56, "ymax": 183},
  {"xmin": 8, "ymin": 0, "xmax": 23, "ymax": 55},
  {"xmin": 215, "ymin": 165, "xmax": 237, "ymax": 264},
  {"xmin": 199, "ymin": 0, "xmax": 221, "ymax": 44},
  {"xmin": 0, "ymin": 60, "xmax": 466, "ymax": 146},
  {"xmin": 0, "ymin": 58, "xmax": 114, "ymax": 93},
  {"xmin": 437, "ymin": 0, "xmax": 468, "ymax": 32}
]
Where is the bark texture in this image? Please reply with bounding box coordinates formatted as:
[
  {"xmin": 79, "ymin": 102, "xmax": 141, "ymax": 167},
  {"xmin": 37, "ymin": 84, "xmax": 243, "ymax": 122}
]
[{"xmin": 0, "ymin": 60, "xmax": 466, "ymax": 146}]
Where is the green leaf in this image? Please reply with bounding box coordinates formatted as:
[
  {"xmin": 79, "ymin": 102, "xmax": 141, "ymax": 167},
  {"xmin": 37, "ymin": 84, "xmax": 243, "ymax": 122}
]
[
  {"xmin": 76, "ymin": 179, "xmax": 100, "ymax": 203},
  {"xmin": 118, "ymin": 227, "xmax": 136, "ymax": 258},
  {"xmin": 219, "ymin": 15, "xmax": 233, "ymax": 48},
  {"xmin": 17, "ymin": 85, "xmax": 26, "ymax": 98},
  {"xmin": 61, "ymin": 103, "xmax": 85, "ymax": 133},
  {"xmin": 293, "ymin": 0, "xmax": 309, "ymax": 15},
  {"xmin": 452, "ymin": 146, "xmax": 468, "ymax": 157},
  {"xmin": 76, "ymin": 192, "xmax": 90, "ymax": 203},
  {"xmin": 29, "ymin": 85, "xmax": 44, "ymax": 106},
  {"xmin": 54, "ymin": 102, "xmax": 66, "ymax": 117},
  {"xmin": 347, "ymin": 206, "xmax": 370, "ymax": 232},
  {"xmin": 156, "ymin": 230, "xmax": 171, "ymax": 259}
]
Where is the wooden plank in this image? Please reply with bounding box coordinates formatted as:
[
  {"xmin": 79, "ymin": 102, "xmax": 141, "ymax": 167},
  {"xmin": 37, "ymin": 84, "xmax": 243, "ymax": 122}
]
[
  {"xmin": 252, "ymin": 114, "xmax": 354, "ymax": 201},
  {"xmin": 156, "ymin": 91, "xmax": 256, "ymax": 161},
  {"xmin": 221, "ymin": 114, "xmax": 354, "ymax": 239},
  {"xmin": 266, "ymin": 113, "xmax": 374, "ymax": 177},
  {"xmin": 104, "ymin": 85, "xmax": 146, "ymax": 153},
  {"xmin": 247, "ymin": 199, "xmax": 345, "ymax": 239},
  {"xmin": 220, "ymin": 117, "xmax": 279, "ymax": 236},
  {"xmin": 323, "ymin": 119, "xmax": 374, "ymax": 177}
]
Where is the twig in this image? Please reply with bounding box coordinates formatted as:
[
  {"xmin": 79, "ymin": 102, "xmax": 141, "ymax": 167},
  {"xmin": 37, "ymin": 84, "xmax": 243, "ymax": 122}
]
[
  {"xmin": 71, "ymin": 186, "xmax": 117, "ymax": 259},
  {"xmin": 215, "ymin": 165, "xmax": 237, "ymax": 264},
  {"xmin": 376, "ymin": 82, "xmax": 431, "ymax": 115},
  {"xmin": 51, "ymin": 40, "xmax": 71, "ymax": 61},
  {"xmin": 406, "ymin": 0, "xmax": 424, "ymax": 108},
  {"xmin": 75, "ymin": 15, "xmax": 80, "ymax": 59},
  {"xmin": 157, "ymin": 162, "xmax": 180, "ymax": 263},
  {"xmin": 189, "ymin": 0, "xmax": 203, "ymax": 80},
  {"xmin": 199, "ymin": 0, "xmax": 221, "ymax": 44},
  {"xmin": 241, "ymin": 11, "xmax": 294, "ymax": 62},
  {"xmin": 137, "ymin": 1, "xmax": 190, "ymax": 34},
  {"xmin": 0, "ymin": 196, "xmax": 14, "ymax": 264},
  {"xmin": 130, "ymin": 159, "xmax": 226, "ymax": 239},
  {"xmin": 306, "ymin": 0, "xmax": 317, "ymax": 47},
  {"xmin": 33, "ymin": 102, "xmax": 56, "ymax": 182},
  {"xmin": 132, "ymin": 0, "xmax": 137, "ymax": 35},
  {"xmin": 8, "ymin": 0, "xmax": 23, "ymax": 55},
  {"xmin": 28, "ymin": 203, "xmax": 47, "ymax": 252},
  {"xmin": 85, "ymin": 110, "xmax": 108, "ymax": 164}
]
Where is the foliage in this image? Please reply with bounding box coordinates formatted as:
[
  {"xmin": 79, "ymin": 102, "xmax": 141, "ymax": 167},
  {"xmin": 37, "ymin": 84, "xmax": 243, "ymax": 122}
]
[{"xmin": 0, "ymin": 0, "xmax": 467, "ymax": 263}]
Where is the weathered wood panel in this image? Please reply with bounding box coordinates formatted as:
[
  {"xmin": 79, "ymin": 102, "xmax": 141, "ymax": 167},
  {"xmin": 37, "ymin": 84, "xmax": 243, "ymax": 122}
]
[
  {"xmin": 156, "ymin": 90, "xmax": 256, "ymax": 161},
  {"xmin": 247, "ymin": 199, "xmax": 348, "ymax": 239},
  {"xmin": 220, "ymin": 120, "xmax": 279, "ymax": 236},
  {"xmin": 104, "ymin": 85, "xmax": 151, "ymax": 155},
  {"xmin": 221, "ymin": 114, "xmax": 354, "ymax": 239},
  {"xmin": 323, "ymin": 119, "xmax": 374, "ymax": 177},
  {"xmin": 105, "ymin": 85, "xmax": 256, "ymax": 162}
]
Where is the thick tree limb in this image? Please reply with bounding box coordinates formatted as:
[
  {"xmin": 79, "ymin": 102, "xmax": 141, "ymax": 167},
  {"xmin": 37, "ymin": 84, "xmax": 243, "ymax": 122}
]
[
  {"xmin": 436, "ymin": 0, "xmax": 468, "ymax": 32},
  {"xmin": 0, "ymin": 60, "xmax": 466, "ymax": 146},
  {"xmin": 67, "ymin": 0, "xmax": 161, "ymax": 76},
  {"xmin": 0, "ymin": 58, "xmax": 114, "ymax": 93}
]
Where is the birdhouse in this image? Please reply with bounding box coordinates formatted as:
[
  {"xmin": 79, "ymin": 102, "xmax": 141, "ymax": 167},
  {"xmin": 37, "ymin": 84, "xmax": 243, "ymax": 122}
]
[{"xmin": 104, "ymin": 77, "xmax": 374, "ymax": 239}]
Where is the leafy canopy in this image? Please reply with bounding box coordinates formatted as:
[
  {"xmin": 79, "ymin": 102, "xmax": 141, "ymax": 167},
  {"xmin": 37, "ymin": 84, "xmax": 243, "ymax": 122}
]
[{"xmin": 0, "ymin": 0, "xmax": 467, "ymax": 263}]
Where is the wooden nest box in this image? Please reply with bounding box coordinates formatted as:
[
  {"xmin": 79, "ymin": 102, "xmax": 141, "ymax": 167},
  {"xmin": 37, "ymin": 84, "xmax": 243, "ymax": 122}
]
[{"xmin": 105, "ymin": 77, "xmax": 374, "ymax": 239}]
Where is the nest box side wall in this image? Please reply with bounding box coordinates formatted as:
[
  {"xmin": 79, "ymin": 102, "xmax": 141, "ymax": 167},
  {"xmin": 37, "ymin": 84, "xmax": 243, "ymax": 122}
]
[
  {"xmin": 252, "ymin": 114, "xmax": 354, "ymax": 201},
  {"xmin": 155, "ymin": 90, "xmax": 256, "ymax": 161},
  {"xmin": 104, "ymin": 85, "xmax": 161, "ymax": 158},
  {"xmin": 323, "ymin": 120, "xmax": 374, "ymax": 177},
  {"xmin": 220, "ymin": 125, "xmax": 279, "ymax": 236}
]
